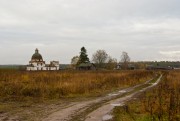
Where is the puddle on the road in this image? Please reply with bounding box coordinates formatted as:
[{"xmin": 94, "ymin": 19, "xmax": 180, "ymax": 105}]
[
  {"xmin": 102, "ymin": 114, "xmax": 113, "ymax": 121},
  {"xmin": 153, "ymin": 83, "xmax": 157, "ymax": 85},
  {"xmin": 140, "ymin": 89, "xmax": 144, "ymax": 92},
  {"xmin": 149, "ymin": 82, "xmax": 157, "ymax": 85},
  {"xmin": 119, "ymin": 90, "xmax": 127, "ymax": 93},
  {"xmin": 111, "ymin": 103, "xmax": 124, "ymax": 107},
  {"xmin": 108, "ymin": 93, "xmax": 118, "ymax": 96}
]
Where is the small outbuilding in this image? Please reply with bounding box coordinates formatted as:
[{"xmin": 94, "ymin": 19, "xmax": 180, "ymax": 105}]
[
  {"xmin": 116, "ymin": 64, "xmax": 135, "ymax": 70},
  {"xmin": 76, "ymin": 63, "xmax": 96, "ymax": 70}
]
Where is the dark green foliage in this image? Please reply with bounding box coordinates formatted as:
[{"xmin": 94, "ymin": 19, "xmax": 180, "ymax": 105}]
[{"xmin": 77, "ymin": 47, "xmax": 90, "ymax": 65}]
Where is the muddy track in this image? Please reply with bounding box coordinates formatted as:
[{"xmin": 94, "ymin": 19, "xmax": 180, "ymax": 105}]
[
  {"xmin": 42, "ymin": 74, "xmax": 162, "ymax": 121},
  {"xmin": 85, "ymin": 75, "xmax": 162, "ymax": 121}
]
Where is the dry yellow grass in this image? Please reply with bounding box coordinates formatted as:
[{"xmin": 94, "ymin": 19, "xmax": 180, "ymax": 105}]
[{"xmin": 0, "ymin": 70, "xmax": 153, "ymax": 101}]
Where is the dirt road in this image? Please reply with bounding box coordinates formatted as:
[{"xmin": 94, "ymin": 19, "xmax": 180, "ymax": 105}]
[
  {"xmin": 43, "ymin": 75, "xmax": 162, "ymax": 121},
  {"xmin": 85, "ymin": 75, "xmax": 162, "ymax": 121}
]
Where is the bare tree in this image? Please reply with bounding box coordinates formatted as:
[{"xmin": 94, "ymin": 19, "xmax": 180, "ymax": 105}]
[
  {"xmin": 120, "ymin": 51, "xmax": 130, "ymax": 70},
  {"xmin": 71, "ymin": 56, "xmax": 79, "ymax": 68},
  {"xmin": 106, "ymin": 56, "xmax": 117, "ymax": 70},
  {"xmin": 92, "ymin": 50, "xmax": 108, "ymax": 68}
]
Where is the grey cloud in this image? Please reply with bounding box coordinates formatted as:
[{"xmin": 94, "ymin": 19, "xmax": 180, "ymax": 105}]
[{"xmin": 0, "ymin": 0, "xmax": 180, "ymax": 64}]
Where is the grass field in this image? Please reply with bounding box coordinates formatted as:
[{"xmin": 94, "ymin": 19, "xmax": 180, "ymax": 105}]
[
  {"xmin": 0, "ymin": 70, "xmax": 154, "ymax": 101},
  {"xmin": 112, "ymin": 70, "xmax": 180, "ymax": 121},
  {"xmin": 0, "ymin": 70, "xmax": 156, "ymax": 120}
]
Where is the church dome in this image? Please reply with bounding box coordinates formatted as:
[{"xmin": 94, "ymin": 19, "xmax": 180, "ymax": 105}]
[{"xmin": 31, "ymin": 48, "xmax": 43, "ymax": 61}]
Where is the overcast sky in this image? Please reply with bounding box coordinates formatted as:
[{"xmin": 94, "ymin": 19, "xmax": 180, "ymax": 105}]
[{"xmin": 0, "ymin": 0, "xmax": 180, "ymax": 64}]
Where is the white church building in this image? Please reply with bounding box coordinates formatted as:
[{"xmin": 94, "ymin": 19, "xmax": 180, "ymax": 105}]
[{"xmin": 27, "ymin": 48, "xmax": 59, "ymax": 71}]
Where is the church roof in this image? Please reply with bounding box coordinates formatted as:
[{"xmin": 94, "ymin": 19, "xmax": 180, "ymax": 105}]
[{"xmin": 31, "ymin": 48, "xmax": 43, "ymax": 61}]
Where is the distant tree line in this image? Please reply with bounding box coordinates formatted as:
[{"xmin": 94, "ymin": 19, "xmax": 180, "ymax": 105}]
[
  {"xmin": 1, "ymin": 47, "xmax": 180, "ymax": 71},
  {"xmin": 71, "ymin": 46, "xmax": 130, "ymax": 70},
  {"xmin": 71, "ymin": 46, "xmax": 180, "ymax": 70}
]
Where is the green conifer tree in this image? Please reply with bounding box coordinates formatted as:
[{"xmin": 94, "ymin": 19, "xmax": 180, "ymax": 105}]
[{"xmin": 77, "ymin": 47, "xmax": 90, "ymax": 65}]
